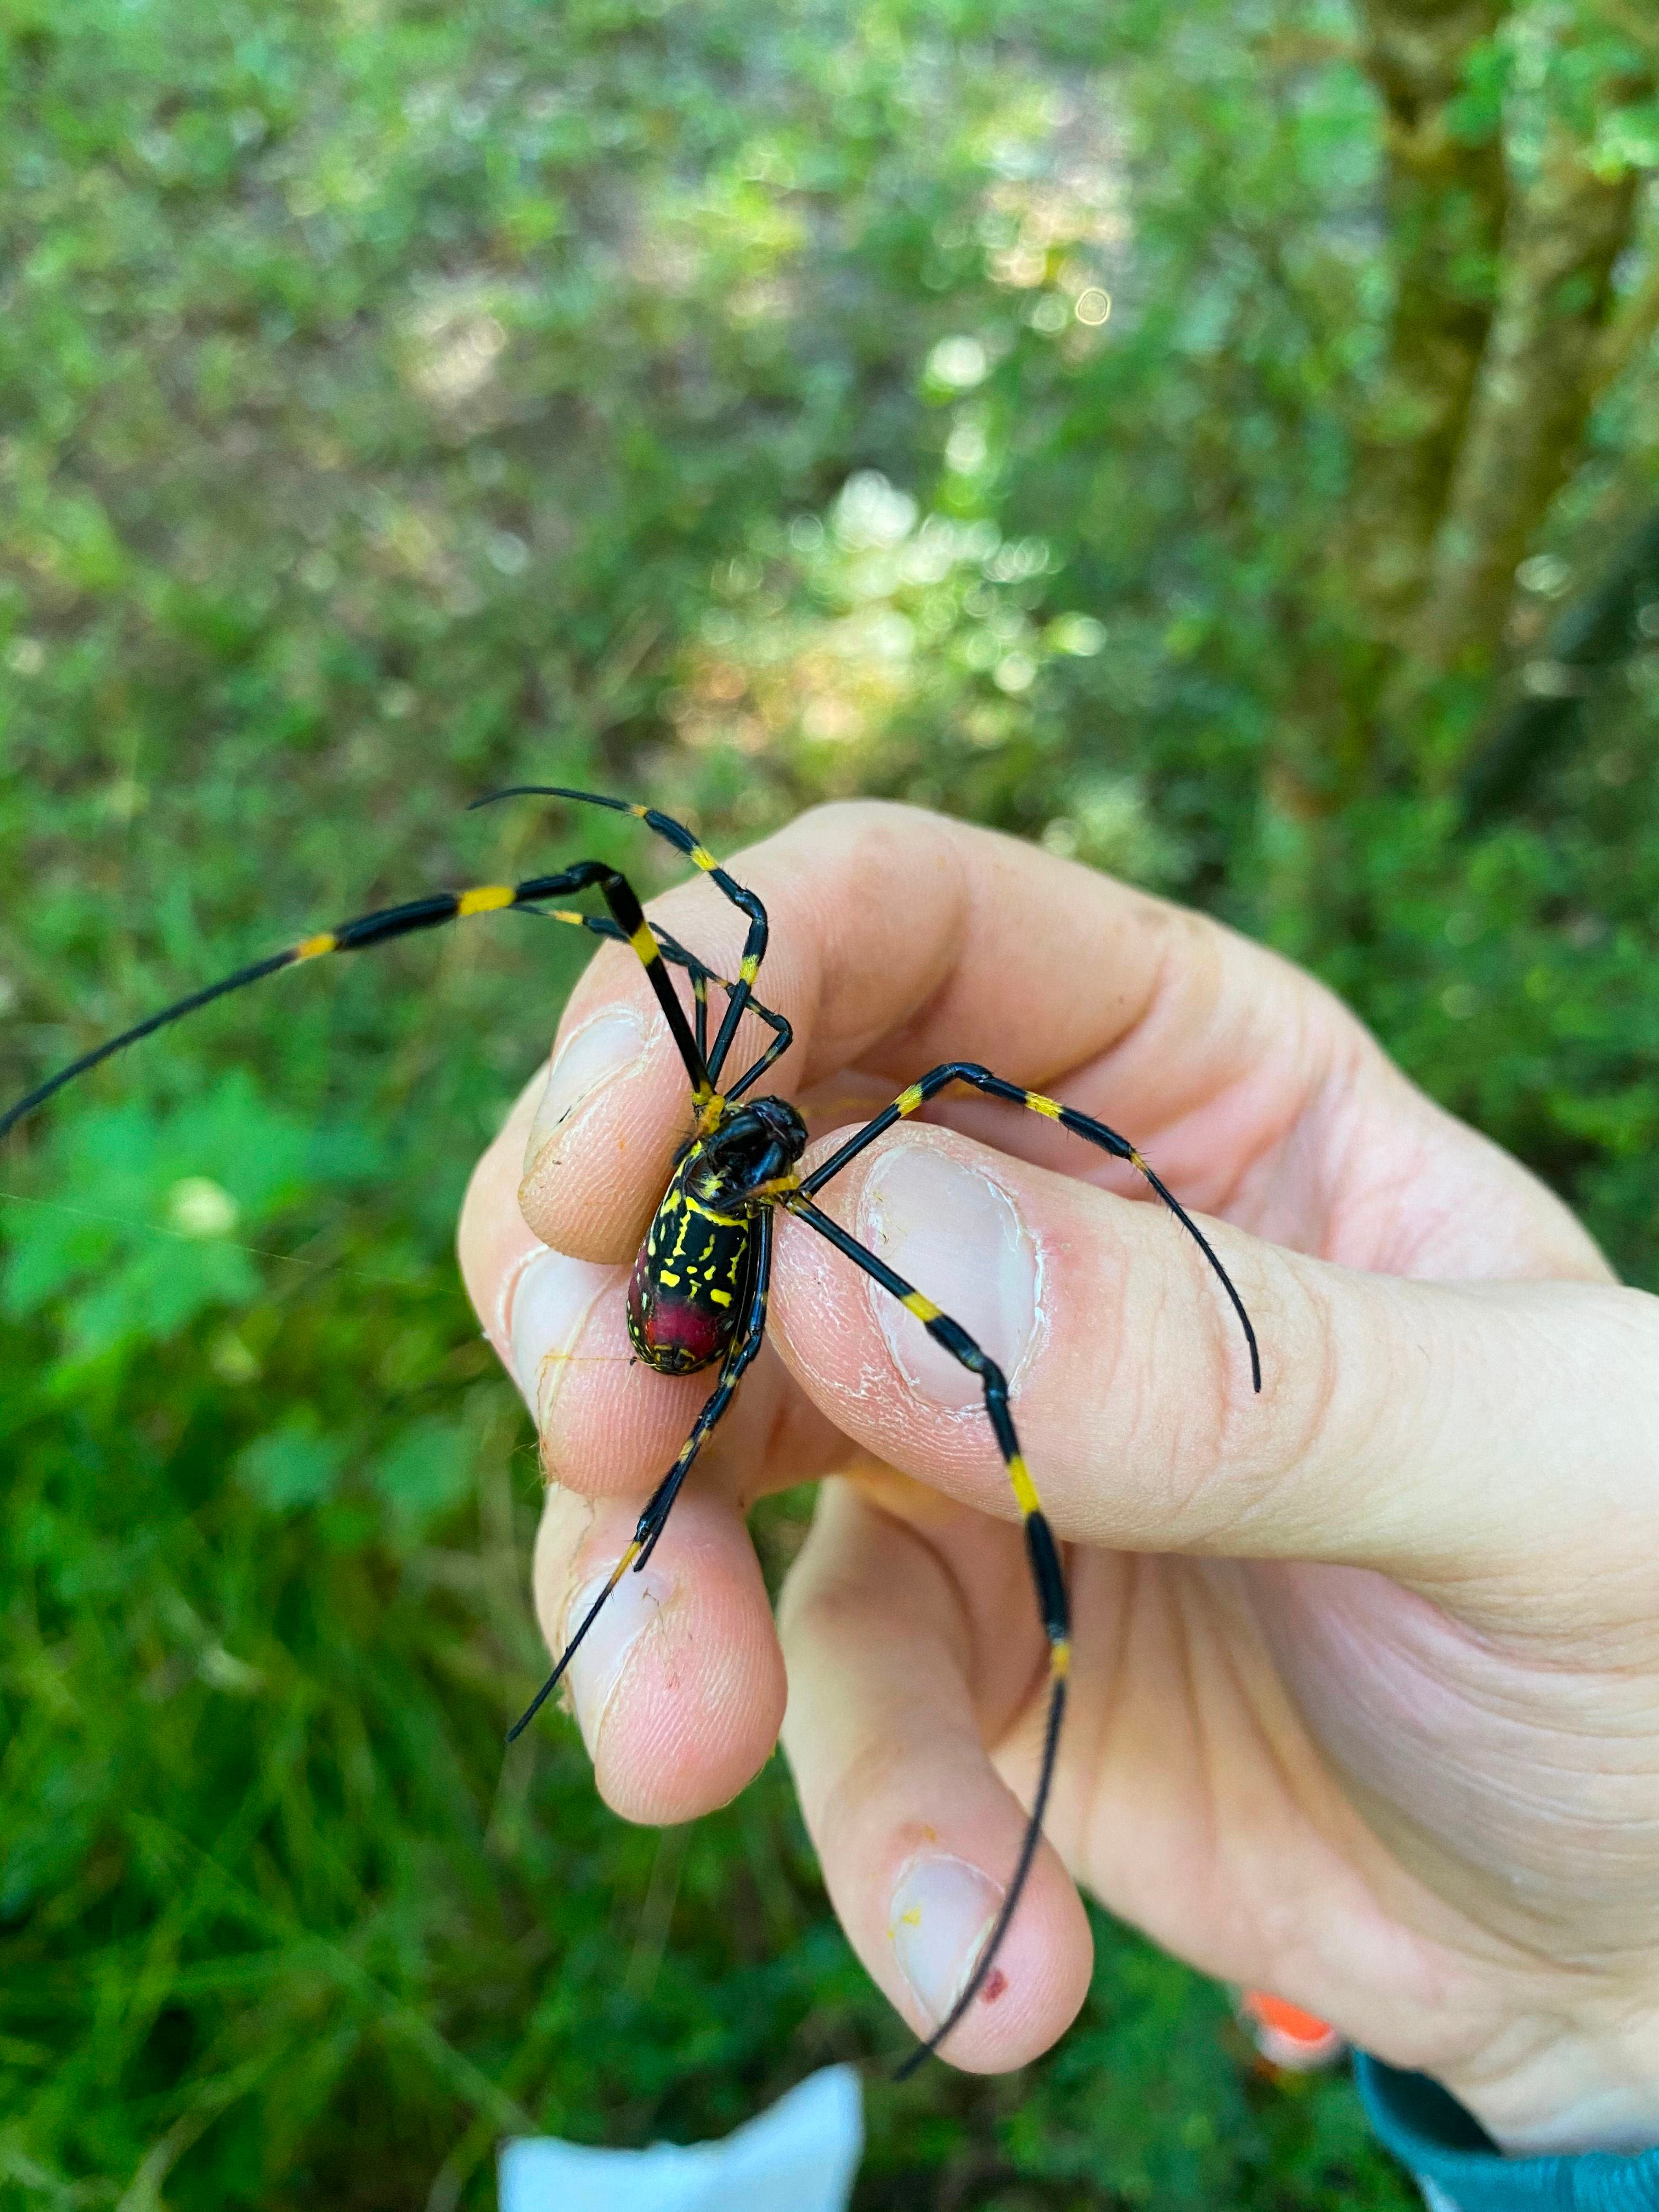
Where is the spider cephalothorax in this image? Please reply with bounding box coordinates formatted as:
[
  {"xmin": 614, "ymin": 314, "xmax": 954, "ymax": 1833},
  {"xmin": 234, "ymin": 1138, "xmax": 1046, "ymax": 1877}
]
[
  {"xmin": 0, "ymin": 785, "xmax": 1259, "ymax": 2074},
  {"xmin": 697, "ymin": 1092, "xmax": 810, "ymax": 1198}
]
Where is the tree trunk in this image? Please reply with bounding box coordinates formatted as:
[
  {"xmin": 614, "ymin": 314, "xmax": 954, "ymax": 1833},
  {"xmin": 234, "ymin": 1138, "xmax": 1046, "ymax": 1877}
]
[
  {"xmin": 1410, "ymin": 123, "xmax": 1640, "ymax": 698},
  {"xmin": 1347, "ymin": 0, "xmax": 1511, "ymax": 642}
]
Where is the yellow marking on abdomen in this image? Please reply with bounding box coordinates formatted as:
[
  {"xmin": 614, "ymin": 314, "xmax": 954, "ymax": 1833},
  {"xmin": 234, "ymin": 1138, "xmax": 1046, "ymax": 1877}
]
[
  {"xmin": 458, "ymin": 883, "xmax": 516, "ymax": 917},
  {"xmin": 709, "ymin": 1288, "xmax": 732, "ymax": 1306},
  {"xmin": 685, "ymin": 1192, "xmax": 742, "ymax": 1227},
  {"xmin": 1025, "ymin": 1091, "xmax": 1063, "ymax": 1119},
  {"xmin": 294, "ymin": 933, "xmax": 338, "ymax": 962},
  {"xmin": 895, "ymin": 1084, "xmax": 924, "ymax": 1118},
  {"xmin": 902, "ymin": 1290, "xmax": 941, "ymax": 1323},
  {"xmin": 1008, "ymin": 1453, "xmax": 1041, "ymax": 1517}
]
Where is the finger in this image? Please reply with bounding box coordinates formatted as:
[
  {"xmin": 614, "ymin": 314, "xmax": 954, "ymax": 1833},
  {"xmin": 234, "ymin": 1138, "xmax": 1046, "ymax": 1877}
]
[
  {"xmin": 778, "ymin": 1472, "xmax": 1092, "ymax": 2070},
  {"xmin": 498, "ymin": 799, "xmax": 1601, "ymax": 1280},
  {"xmin": 531, "ymin": 1480, "xmax": 786, "ymax": 1824},
  {"xmin": 766, "ymin": 1122, "xmax": 1659, "ymax": 1596}
]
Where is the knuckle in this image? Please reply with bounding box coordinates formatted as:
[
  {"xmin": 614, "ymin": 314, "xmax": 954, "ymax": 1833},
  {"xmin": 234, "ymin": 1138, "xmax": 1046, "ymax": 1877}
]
[
  {"xmin": 777, "ymin": 1567, "xmax": 868, "ymax": 1652},
  {"xmin": 1155, "ymin": 1246, "xmax": 1337, "ymax": 1553}
]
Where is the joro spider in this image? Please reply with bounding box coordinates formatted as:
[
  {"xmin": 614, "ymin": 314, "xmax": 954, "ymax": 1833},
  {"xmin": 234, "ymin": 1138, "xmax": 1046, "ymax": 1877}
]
[{"xmin": 1, "ymin": 785, "xmax": 1262, "ymax": 2072}]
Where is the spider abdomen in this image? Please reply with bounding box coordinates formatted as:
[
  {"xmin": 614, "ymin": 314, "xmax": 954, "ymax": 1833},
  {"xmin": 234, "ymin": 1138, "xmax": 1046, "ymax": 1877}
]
[{"xmin": 626, "ymin": 1141, "xmax": 752, "ymax": 1375}]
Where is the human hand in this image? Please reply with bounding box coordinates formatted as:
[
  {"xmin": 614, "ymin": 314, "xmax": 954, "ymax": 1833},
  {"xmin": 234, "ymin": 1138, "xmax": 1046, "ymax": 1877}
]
[{"xmin": 458, "ymin": 801, "xmax": 1659, "ymax": 2151}]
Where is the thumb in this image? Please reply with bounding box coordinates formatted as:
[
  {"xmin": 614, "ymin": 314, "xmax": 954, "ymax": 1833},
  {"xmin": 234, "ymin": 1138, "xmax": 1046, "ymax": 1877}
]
[{"xmin": 766, "ymin": 1124, "xmax": 1657, "ymax": 1602}]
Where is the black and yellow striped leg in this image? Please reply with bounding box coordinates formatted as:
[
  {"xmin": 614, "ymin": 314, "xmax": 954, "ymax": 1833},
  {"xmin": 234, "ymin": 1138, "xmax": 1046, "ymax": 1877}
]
[
  {"xmin": 516, "ymin": 908, "xmax": 793, "ymax": 1096},
  {"xmin": 506, "ymin": 1210, "xmax": 773, "ymax": 1744},
  {"xmin": 783, "ymin": 1193, "xmax": 1069, "ymax": 2073},
  {"xmin": 0, "ymin": 860, "xmax": 714, "ymax": 1142},
  {"xmin": 799, "ymin": 1060, "xmax": 1260, "ymax": 1393},
  {"xmin": 470, "ymin": 786, "xmax": 769, "ymax": 1090},
  {"xmin": 723, "ymin": 1009, "xmax": 793, "ymax": 1102}
]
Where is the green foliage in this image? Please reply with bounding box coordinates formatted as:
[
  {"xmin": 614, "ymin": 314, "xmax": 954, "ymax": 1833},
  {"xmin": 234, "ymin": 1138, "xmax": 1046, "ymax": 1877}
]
[
  {"xmin": 3, "ymin": 1074, "xmax": 377, "ymax": 1367},
  {"xmin": 0, "ymin": 0, "xmax": 1652, "ymax": 2202}
]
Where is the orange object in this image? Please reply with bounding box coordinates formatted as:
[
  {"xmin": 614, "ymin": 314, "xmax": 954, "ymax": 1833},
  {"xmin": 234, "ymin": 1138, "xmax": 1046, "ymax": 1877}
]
[{"xmin": 1238, "ymin": 1989, "xmax": 1346, "ymax": 2072}]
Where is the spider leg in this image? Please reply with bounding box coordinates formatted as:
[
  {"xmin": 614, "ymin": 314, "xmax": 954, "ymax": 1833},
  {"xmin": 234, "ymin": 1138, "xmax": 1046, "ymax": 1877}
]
[
  {"xmin": 517, "ymin": 908, "xmax": 792, "ymax": 1093},
  {"xmin": 799, "ymin": 1062, "xmax": 1260, "ymax": 1392},
  {"xmin": 723, "ymin": 1016, "xmax": 793, "ymax": 1102},
  {"xmin": 0, "ymin": 861, "xmax": 712, "ymax": 1144},
  {"xmin": 783, "ymin": 1192, "xmax": 1069, "ymax": 2075},
  {"xmin": 651, "ymin": 926, "xmax": 716, "ymax": 1065},
  {"xmin": 506, "ymin": 1209, "xmax": 773, "ymax": 1743},
  {"xmin": 469, "ymin": 787, "xmax": 768, "ymax": 1089}
]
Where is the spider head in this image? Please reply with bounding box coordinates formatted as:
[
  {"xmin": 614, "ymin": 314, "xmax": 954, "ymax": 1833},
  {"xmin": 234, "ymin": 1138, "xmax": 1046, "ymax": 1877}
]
[{"xmin": 696, "ymin": 1094, "xmax": 807, "ymax": 1204}]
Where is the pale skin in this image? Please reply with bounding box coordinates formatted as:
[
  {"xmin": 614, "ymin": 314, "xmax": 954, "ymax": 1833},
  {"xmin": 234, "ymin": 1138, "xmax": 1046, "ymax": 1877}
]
[{"xmin": 456, "ymin": 800, "xmax": 1659, "ymax": 2154}]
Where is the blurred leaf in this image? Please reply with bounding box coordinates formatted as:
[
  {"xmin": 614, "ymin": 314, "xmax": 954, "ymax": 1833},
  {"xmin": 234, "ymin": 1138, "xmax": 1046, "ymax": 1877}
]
[
  {"xmin": 236, "ymin": 1418, "xmax": 348, "ymax": 1513},
  {"xmin": 370, "ymin": 1417, "xmax": 473, "ymax": 1531}
]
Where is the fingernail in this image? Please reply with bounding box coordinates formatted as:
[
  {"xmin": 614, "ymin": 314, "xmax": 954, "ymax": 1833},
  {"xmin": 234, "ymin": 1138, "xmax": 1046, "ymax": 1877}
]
[
  {"xmin": 862, "ymin": 1142, "xmax": 1040, "ymax": 1408},
  {"xmin": 524, "ymin": 1009, "xmax": 646, "ymax": 1176},
  {"xmin": 889, "ymin": 1853, "xmax": 1003, "ymax": 2027},
  {"xmin": 509, "ymin": 1245, "xmax": 614, "ymax": 1429},
  {"xmin": 563, "ymin": 1564, "xmax": 673, "ymax": 1756}
]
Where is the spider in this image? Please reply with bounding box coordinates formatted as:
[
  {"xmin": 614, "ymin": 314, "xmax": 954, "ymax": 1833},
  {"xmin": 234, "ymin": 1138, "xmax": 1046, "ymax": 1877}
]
[{"xmin": 1, "ymin": 786, "xmax": 1261, "ymax": 2072}]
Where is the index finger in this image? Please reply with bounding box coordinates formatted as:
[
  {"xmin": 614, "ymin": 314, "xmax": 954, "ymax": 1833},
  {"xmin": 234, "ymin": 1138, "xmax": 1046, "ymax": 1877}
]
[{"xmin": 512, "ymin": 798, "xmax": 1365, "ymax": 1267}]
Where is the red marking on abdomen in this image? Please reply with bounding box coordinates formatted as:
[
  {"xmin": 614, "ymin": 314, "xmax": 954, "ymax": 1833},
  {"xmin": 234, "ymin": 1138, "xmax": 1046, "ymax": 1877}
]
[
  {"xmin": 644, "ymin": 1293, "xmax": 727, "ymax": 1368},
  {"xmin": 627, "ymin": 1248, "xmax": 730, "ymax": 1374}
]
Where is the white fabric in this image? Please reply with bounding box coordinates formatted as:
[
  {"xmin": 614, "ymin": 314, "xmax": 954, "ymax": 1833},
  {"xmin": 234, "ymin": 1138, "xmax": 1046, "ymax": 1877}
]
[{"xmin": 498, "ymin": 2064, "xmax": 864, "ymax": 2212}]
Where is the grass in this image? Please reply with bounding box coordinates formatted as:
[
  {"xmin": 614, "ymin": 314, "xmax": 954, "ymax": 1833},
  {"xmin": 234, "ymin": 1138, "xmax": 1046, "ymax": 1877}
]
[{"xmin": 3, "ymin": 0, "xmax": 1652, "ymax": 2202}]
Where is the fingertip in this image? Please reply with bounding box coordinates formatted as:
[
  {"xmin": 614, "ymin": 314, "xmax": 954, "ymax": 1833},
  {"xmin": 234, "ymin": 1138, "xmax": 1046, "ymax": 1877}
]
[
  {"xmin": 768, "ymin": 1122, "xmax": 1272, "ymax": 1551},
  {"xmin": 518, "ymin": 1003, "xmax": 693, "ymax": 1262},
  {"xmin": 535, "ymin": 1488, "xmax": 786, "ymax": 1826},
  {"xmin": 827, "ymin": 1741, "xmax": 1093, "ymax": 2073},
  {"xmin": 768, "ymin": 1125, "xmax": 1052, "ymax": 1511}
]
